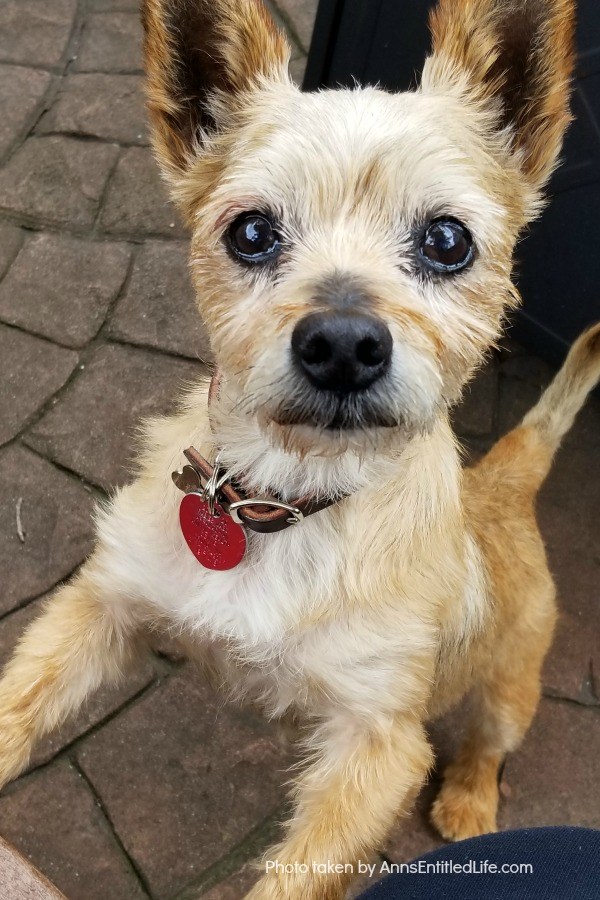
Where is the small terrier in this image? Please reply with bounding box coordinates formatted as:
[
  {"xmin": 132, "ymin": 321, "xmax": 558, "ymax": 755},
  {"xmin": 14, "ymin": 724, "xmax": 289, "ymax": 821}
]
[{"xmin": 0, "ymin": 0, "xmax": 597, "ymax": 897}]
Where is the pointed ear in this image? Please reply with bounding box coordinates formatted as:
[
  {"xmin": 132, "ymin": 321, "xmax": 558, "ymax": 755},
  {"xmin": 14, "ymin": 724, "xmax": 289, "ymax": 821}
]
[
  {"xmin": 141, "ymin": 0, "xmax": 290, "ymax": 180},
  {"xmin": 422, "ymin": 0, "xmax": 575, "ymax": 191}
]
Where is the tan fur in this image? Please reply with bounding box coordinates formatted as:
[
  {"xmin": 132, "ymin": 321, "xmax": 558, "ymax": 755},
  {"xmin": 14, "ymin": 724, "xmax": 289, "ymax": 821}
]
[{"xmin": 0, "ymin": 1, "xmax": 593, "ymax": 898}]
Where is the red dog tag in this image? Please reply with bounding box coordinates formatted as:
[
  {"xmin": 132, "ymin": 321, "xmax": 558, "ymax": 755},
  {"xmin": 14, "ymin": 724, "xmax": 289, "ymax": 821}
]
[{"xmin": 179, "ymin": 493, "xmax": 247, "ymax": 570}]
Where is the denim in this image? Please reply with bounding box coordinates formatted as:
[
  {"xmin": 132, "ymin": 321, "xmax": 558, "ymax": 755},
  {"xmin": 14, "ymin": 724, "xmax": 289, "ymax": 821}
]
[{"xmin": 358, "ymin": 827, "xmax": 600, "ymax": 899}]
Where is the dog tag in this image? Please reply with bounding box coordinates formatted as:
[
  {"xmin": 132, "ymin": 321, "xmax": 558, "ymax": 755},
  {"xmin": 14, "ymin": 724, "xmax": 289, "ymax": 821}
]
[
  {"xmin": 172, "ymin": 465, "xmax": 202, "ymax": 494},
  {"xmin": 179, "ymin": 492, "xmax": 246, "ymax": 570}
]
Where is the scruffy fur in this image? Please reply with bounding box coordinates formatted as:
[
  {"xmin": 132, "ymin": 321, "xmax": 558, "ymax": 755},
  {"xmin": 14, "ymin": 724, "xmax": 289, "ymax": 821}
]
[{"xmin": 0, "ymin": 0, "xmax": 596, "ymax": 897}]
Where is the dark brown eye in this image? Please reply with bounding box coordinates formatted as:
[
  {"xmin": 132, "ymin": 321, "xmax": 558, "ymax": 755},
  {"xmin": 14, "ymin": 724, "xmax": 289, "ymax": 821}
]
[
  {"xmin": 227, "ymin": 212, "xmax": 282, "ymax": 264},
  {"xmin": 419, "ymin": 218, "xmax": 474, "ymax": 274}
]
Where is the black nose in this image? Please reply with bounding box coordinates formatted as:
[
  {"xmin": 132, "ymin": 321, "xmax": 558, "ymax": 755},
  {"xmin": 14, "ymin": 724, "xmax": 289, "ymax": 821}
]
[{"xmin": 291, "ymin": 311, "xmax": 393, "ymax": 393}]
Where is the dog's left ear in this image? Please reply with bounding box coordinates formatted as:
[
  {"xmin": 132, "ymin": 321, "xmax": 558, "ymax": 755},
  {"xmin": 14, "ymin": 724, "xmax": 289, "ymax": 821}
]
[
  {"xmin": 422, "ymin": 0, "xmax": 576, "ymax": 193},
  {"xmin": 141, "ymin": 0, "xmax": 290, "ymax": 182}
]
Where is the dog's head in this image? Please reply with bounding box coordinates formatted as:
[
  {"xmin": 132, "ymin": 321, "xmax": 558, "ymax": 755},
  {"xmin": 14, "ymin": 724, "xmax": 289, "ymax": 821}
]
[{"xmin": 142, "ymin": 0, "xmax": 574, "ymax": 458}]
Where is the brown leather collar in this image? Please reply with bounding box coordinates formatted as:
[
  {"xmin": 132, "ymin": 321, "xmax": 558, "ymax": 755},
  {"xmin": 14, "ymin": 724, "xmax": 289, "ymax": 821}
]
[
  {"xmin": 178, "ymin": 371, "xmax": 342, "ymax": 535},
  {"xmin": 183, "ymin": 446, "xmax": 338, "ymax": 534}
]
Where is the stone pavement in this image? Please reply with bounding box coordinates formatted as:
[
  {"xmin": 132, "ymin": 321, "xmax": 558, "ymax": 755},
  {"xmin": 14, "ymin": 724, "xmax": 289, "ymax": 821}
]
[{"xmin": 0, "ymin": 1, "xmax": 598, "ymax": 898}]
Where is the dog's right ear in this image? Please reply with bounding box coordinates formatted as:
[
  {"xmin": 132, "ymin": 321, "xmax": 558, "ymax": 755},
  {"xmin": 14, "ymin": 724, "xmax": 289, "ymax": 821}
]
[{"xmin": 141, "ymin": 0, "xmax": 290, "ymax": 181}]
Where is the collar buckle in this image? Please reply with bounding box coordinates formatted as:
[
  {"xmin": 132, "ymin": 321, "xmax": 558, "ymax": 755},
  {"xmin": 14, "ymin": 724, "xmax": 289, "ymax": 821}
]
[{"xmin": 228, "ymin": 498, "xmax": 304, "ymax": 526}]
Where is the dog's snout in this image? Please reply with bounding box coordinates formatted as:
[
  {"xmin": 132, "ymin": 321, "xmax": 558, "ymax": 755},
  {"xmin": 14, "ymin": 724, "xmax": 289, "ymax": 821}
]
[{"xmin": 291, "ymin": 311, "xmax": 393, "ymax": 393}]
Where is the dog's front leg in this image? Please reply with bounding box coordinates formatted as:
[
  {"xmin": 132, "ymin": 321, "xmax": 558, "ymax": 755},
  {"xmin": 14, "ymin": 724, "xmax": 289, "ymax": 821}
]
[
  {"xmin": 0, "ymin": 561, "xmax": 143, "ymax": 789},
  {"xmin": 246, "ymin": 713, "xmax": 432, "ymax": 900}
]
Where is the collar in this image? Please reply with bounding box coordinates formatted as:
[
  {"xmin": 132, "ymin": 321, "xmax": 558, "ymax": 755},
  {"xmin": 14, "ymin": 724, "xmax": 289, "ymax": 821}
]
[{"xmin": 172, "ymin": 371, "xmax": 344, "ymax": 535}]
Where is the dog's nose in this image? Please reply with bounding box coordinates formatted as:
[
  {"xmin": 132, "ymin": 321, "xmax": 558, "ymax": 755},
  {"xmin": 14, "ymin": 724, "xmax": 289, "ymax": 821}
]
[{"xmin": 291, "ymin": 311, "xmax": 393, "ymax": 392}]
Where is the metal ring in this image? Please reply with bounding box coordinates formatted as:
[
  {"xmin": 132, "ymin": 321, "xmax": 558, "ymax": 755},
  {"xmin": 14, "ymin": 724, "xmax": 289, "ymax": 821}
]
[
  {"xmin": 228, "ymin": 498, "xmax": 304, "ymax": 526},
  {"xmin": 202, "ymin": 451, "xmax": 223, "ymax": 517}
]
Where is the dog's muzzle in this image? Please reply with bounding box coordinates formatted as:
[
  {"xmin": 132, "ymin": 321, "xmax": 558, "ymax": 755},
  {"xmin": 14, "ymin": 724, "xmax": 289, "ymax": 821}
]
[{"xmin": 272, "ymin": 310, "xmax": 398, "ymax": 431}]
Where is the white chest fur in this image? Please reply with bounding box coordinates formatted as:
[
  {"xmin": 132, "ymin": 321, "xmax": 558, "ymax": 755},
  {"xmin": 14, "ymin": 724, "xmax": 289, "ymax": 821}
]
[
  {"xmin": 92, "ymin": 407, "xmax": 486, "ymax": 721},
  {"xmin": 97, "ymin": 473, "xmax": 341, "ymax": 644}
]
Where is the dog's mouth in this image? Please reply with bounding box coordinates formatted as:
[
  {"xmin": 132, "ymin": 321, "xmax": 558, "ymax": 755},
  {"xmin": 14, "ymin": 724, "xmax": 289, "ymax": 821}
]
[{"xmin": 271, "ymin": 391, "xmax": 401, "ymax": 431}]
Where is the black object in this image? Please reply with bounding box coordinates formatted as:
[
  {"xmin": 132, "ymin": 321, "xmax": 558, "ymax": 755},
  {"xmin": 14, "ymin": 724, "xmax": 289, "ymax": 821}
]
[
  {"xmin": 304, "ymin": 0, "xmax": 600, "ymax": 364},
  {"xmin": 357, "ymin": 827, "xmax": 600, "ymax": 899},
  {"xmin": 291, "ymin": 310, "xmax": 393, "ymax": 392}
]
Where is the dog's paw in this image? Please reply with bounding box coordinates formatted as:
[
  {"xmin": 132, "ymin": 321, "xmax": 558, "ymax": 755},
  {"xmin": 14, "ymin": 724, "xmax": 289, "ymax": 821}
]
[
  {"xmin": 0, "ymin": 728, "xmax": 33, "ymax": 792},
  {"xmin": 430, "ymin": 781, "xmax": 498, "ymax": 842}
]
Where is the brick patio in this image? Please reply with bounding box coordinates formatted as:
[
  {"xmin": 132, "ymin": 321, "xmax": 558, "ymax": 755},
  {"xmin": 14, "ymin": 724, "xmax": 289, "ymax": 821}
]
[{"xmin": 0, "ymin": 1, "xmax": 598, "ymax": 898}]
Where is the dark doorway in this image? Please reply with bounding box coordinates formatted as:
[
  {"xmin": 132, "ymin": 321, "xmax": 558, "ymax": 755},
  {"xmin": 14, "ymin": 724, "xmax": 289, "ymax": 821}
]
[{"xmin": 304, "ymin": 0, "xmax": 600, "ymax": 363}]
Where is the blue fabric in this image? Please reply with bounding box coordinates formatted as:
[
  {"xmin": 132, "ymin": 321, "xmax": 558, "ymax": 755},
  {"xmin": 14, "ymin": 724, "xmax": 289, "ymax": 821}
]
[{"xmin": 358, "ymin": 827, "xmax": 600, "ymax": 899}]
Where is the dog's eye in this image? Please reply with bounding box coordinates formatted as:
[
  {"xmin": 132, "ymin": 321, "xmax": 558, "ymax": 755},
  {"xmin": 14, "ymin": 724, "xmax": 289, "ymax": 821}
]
[
  {"xmin": 419, "ymin": 219, "xmax": 474, "ymax": 274},
  {"xmin": 227, "ymin": 212, "xmax": 282, "ymax": 265}
]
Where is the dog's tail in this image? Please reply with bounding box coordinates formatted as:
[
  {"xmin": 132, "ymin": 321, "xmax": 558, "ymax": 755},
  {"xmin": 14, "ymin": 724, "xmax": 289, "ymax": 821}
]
[
  {"xmin": 473, "ymin": 323, "xmax": 600, "ymax": 495},
  {"xmin": 521, "ymin": 322, "xmax": 600, "ymax": 451}
]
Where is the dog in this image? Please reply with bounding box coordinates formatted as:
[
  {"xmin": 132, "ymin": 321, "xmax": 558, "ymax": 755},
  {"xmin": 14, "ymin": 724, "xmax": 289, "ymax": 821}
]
[{"xmin": 0, "ymin": 0, "xmax": 596, "ymax": 897}]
